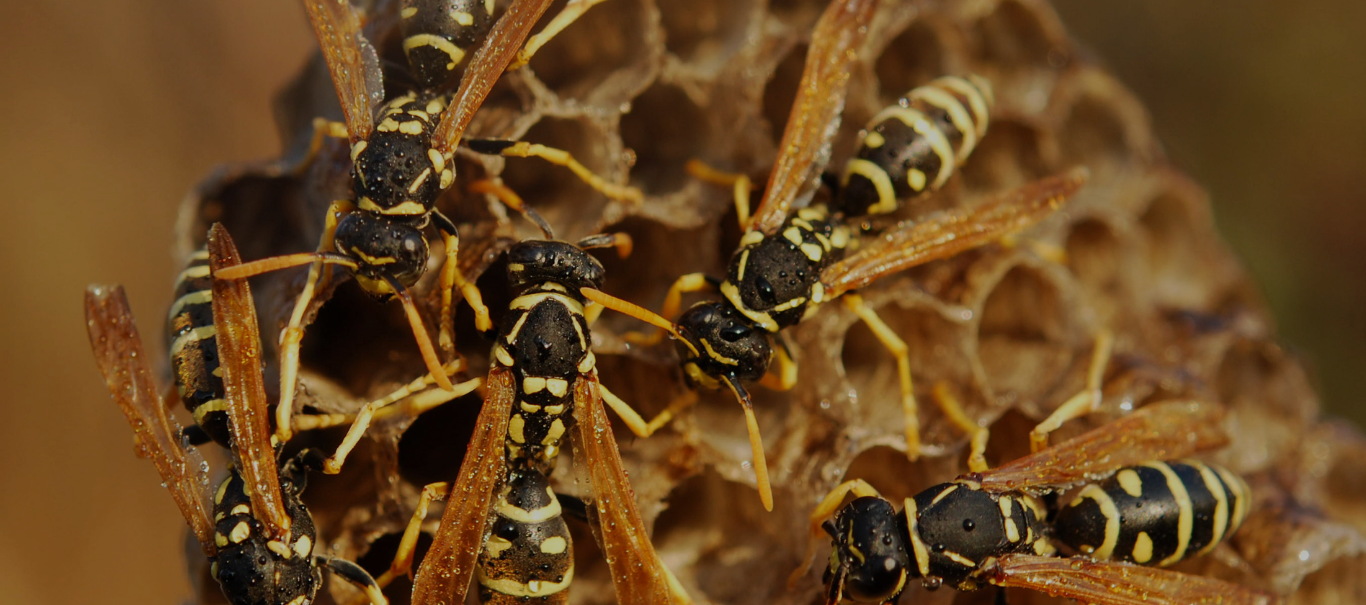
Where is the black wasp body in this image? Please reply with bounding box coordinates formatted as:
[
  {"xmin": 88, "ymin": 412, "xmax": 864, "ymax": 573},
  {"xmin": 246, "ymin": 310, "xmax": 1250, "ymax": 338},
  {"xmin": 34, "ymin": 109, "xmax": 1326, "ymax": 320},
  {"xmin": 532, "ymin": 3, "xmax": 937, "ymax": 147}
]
[
  {"xmin": 168, "ymin": 248, "xmax": 232, "ymax": 447},
  {"xmin": 477, "ymin": 467, "xmax": 575, "ymax": 604},
  {"xmin": 822, "ymin": 460, "xmax": 1252, "ymax": 602},
  {"xmin": 400, "ymin": 0, "xmax": 499, "ymax": 89}
]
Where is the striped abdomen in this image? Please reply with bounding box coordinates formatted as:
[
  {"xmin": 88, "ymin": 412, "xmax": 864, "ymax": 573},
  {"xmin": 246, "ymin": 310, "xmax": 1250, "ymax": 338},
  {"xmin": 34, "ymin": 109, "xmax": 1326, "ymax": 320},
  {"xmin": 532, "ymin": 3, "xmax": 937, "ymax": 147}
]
[
  {"xmin": 837, "ymin": 75, "xmax": 994, "ymax": 217},
  {"xmin": 477, "ymin": 468, "xmax": 574, "ymax": 605},
  {"xmin": 400, "ymin": 0, "xmax": 498, "ymax": 90},
  {"xmin": 1054, "ymin": 460, "xmax": 1251, "ymax": 567},
  {"xmin": 167, "ymin": 248, "xmax": 231, "ymax": 447}
]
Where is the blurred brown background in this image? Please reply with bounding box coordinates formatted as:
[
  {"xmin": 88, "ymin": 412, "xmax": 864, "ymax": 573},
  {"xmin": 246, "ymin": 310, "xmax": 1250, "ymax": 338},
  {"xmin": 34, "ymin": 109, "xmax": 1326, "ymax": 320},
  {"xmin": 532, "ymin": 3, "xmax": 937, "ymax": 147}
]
[{"xmin": 0, "ymin": 1, "xmax": 1360, "ymax": 605}]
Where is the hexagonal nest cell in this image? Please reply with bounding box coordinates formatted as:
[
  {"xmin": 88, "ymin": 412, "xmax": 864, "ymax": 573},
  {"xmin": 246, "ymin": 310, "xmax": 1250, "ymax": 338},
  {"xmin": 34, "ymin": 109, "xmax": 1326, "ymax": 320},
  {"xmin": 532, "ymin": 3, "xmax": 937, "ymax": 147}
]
[{"xmin": 171, "ymin": 0, "xmax": 1366, "ymax": 604}]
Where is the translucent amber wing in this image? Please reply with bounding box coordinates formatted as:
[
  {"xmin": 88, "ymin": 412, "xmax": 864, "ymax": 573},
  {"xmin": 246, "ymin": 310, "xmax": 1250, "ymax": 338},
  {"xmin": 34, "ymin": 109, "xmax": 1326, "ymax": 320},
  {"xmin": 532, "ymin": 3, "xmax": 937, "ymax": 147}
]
[
  {"xmin": 821, "ymin": 169, "xmax": 1086, "ymax": 298},
  {"xmin": 976, "ymin": 400, "xmax": 1229, "ymax": 493},
  {"xmin": 572, "ymin": 374, "xmax": 675, "ymax": 605},
  {"xmin": 410, "ymin": 367, "xmax": 514, "ymax": 605},
  {"xmin": 749, "ymin": 0, "xmax": 877, "ymax": 235},
  {"xmin": 85, "ymin": 285, "xmax": 216, "ymax": 553},
  {"xmin": 207, "ymin": 224, "xmax": 290, "ymax": 539},
  {"xmin": 988, "ymin": 554, "xmax": 1282, "ymax": 605},
  {"xmin": 301, "ymin": 0, "xmax": 383, "ymax": 140},
  {"xmin": 432, "ymin": 0, "xmax": 554, "ymax": 155}
]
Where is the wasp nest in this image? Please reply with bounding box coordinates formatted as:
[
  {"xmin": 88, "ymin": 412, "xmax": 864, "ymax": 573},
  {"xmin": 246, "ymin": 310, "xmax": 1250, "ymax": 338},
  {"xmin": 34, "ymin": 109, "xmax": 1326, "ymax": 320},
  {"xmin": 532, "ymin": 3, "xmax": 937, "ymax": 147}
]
[{"xmin": 178, "ymin": 0, "xmax": 1366, "ymax": 603}]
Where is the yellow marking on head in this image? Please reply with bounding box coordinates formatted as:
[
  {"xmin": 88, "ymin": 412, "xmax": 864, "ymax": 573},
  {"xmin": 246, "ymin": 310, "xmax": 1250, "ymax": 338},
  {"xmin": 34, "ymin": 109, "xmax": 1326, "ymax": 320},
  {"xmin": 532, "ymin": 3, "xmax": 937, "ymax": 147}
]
[
  {"xmin": 577, "ymin": 350, "xmax": 596, "ymax": 373},
  {"xmin": 451, "ymin": 10, "xmax": 474, "ymax": 25},
  {"xmin": 800, "ymin": 243, "xmax": 824, "ymax": 262},
  {"xmin": 843, "ymin": 159, "xmax": 897, "ymax": 215},
  {"xmin": 543, "ymin": 419, "xmax": 566, "ymax": 445},
  {"xmin": 1144, "ymin": 461, "xmax": 1193, "ymax": 566},
  {"xmin": 167, "ymin": 289, "xmax": 212, "ymax": 323},
  {"xmin": 1075, "ymin": 484, "xmax": 1120, "ymax": 559},
  {"xmin": 903, "ymin": 498, "xmax": 931, "ymax": 577},
  {"xmin": 483, "ymin": 535, "xmax": 513, "ymax": 558},
  {"xmin": 495, "ymin": 345, "xmax": 515, "ymax": 367},
  {"xmin": 510, "ymin": 291, "xmax": 584, "ymax": 314},
  {"xmin": 495, "ymin": 491, "xmax": 562, "ymax": 523},
  {"xmin": 523, "ymin": 376, "xmax": 547, "ymax": 394},
  {"xmin": 698, "ymin": 338, "xmax": 738, "ymax": 365},
  {"xmin": 294, "ymin": 535, "xmax": 312, "ymax": 559},
  {"xmin": 540, "ymin": 535, "xmax": 568, "ymax": 554},
  {"xmin": 782, "ymin": 226, "xmax": 805, "ymax": 246},
  {"xmin": 348, "ymin": 248, "xmax": 397, "ymax": 266},
  {"xmin": 910, "ymin": 83, "xmax": 979, "ymax": 161},
  {"xmin": 407, "ymin": 168, "xmax": 432, "ymax": 194},
  {"xmin": 286, "ymin": 596, "xmax": 307, "ymax": 605},
  {"xmin": 169, "ymin": 325, "xmax": 216, "ymax": 358},
  {"xmin": 739, "ymin": 230, "xmax": 765, "ymax": 247},
  {"xmin": 720, "ymin": 282, "xmax": 780, "ymax": 332},
  {"xmin": 771, "ymin": 295, "xmax": 808, "ymax": 313},
  {"xmin": 229, "ymin": 521, "xmax": 251, "ymax": 543},
  {"xmin": 268, "ymin": 540, "xmax": 292, "ymax": 559},
  {"xmin": 478, "ymin": 567, "xmax": 574, "ymax": 597},
  {"xmin": 401, "ymin": 6, "xmax": 417, "ymax": 18},
  {"xmin": 508, "ymin": 414, "xmax": 527, "ymax": 443},
  {"xmin": 862, "ymin": 130, "xmax": 886, "ymax": 149},
  {"xmin": 1117, "ymin": 469, "xmax": 1144, "ymax": 497},
  {"xmin": 545, "ymin": 378, "xmax": 569, "ymax": 398},
  {"xmin": 403, "ymin": 34, "xmax": 466, "ymax": 70},
  {"xmin": 942, "ymin": 550, "xmax": 976, "ymax": 567},
  {"xmin": 735, "ymin": 249, "xmax": 750, "ymax": 281}
]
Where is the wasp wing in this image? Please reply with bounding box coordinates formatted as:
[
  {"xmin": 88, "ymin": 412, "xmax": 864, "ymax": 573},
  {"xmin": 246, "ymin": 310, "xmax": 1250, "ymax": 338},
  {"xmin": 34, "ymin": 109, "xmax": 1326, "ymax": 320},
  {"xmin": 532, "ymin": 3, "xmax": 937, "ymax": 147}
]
[
  {"xmin": 748, "ymin": 0, "xmax": 877, "ymax": 235},
  {"xmin": 411, "ymin": 367, "xmax": 515, "ymax": 605},
  {"xmin": 986, "ymin": 554, "xmax": 1282, "ymax": 605},
  {"xmin": 301, "ymin": 0, "xmax": 383, "ymax": 141},
  {"xmin": 431, "ymin": 0, "xmax": 554, "ymax": 156},
  {"xmin": 975, "ymin": 400, "xmax": 1229, "ymax": 493},
  {"xmin": 571, "ymin": 373, "xmax": 677, "ymax": 605},
  {"xmin": 207, "ymin": 224, "xmax": 291, "ymax": 539},
  {"xmin": 820, "ymin": 169, "xmax": 1086, "ymax": 298},
  {"xmin": 85, "ymin": 284, "xmax": 217, "ymax": 554}
]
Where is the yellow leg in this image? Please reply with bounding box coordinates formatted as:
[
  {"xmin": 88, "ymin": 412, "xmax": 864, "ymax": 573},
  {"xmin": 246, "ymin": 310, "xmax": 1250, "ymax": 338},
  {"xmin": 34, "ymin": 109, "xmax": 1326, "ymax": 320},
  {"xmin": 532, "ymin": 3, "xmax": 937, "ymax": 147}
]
[
  {"xmin": 508, "ymin": 0, "xmax": 614, "ymax": 69},
  {"xmin": 365, "ymin": 482, "xmax": 451, "ymax": 601},
  {"xmin": 494, "ymin": 141, "xmax": 642, "ymax": 204},
  {"xmin": 757, "ymin": 339, "xmax": 797, "ymax": 391},
  {"xmin": 621, "ymin": 273, "xmax": 712, "ymax": 346},
  {"xmin": 597, "ymin": 383, "xmax": 652, "ymax": 438},
  {"xmin": 790, "ymin": 479, "xmax": 883, "ymax": 588},
  {"xmin": 276, "ymin": 199, "xmax": 353, "ymax": 444},
  {"xmin": 642, "ymin": 390, "xmax": 697, "ymax": 435},
  {"xmin": 930, "ymin": 382, "xmax": 989, "ymax": 473},
  {"xmin": 685, "ymin": 159, "xmax": 755, "ymax": 230},
  {"xmin": 843, "ymin": 294, "xmax": 920, "ymax": 461},
  {"xmin": 323, "ymin": 366, "xmax": 480, "ymax": 474},
  {"xmin": 583, "ymin": 301, "xmax": 604, "ymax": 327},
  {"xmin": 294, "ymin": 118, "xmax": 350, "ymax": 175},
  {"xmin": 432, "ymin": 211, "xmax": 492, "ymax": 346},
  {"xmin": 1029, "ymin": 329, "xmax": 1114, "ymax": 453},
  {"xmin": 999, "ymin": 233, "xmax": 1069, "ymax": 265},
  {"xmin": 663, "ymin": 563, "xmax": 694, "ymax": 605},
  {"xmin": 468, "ymin": 179, "xmax": 555, "ymax": 239}
]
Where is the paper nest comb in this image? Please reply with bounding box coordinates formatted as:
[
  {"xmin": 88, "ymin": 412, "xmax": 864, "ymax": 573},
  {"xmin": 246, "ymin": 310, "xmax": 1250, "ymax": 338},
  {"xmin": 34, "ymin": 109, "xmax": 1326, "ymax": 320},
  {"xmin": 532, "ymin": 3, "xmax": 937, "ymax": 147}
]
[{"xmin": 175, "ymin": 0, "xmax": 1366, "ymax": 603}]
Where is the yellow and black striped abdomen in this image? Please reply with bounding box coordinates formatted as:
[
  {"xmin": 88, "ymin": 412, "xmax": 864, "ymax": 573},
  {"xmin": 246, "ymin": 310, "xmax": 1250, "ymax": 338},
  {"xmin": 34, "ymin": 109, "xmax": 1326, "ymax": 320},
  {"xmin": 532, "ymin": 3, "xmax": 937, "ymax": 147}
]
[
  {"xmin": 477, "ymin": 468, "xmax": 574, "ymax": 605},
  {"xmin": 1054, "ymin": 460, "xmax": 1251, "ymax": 567},
  {"xmin": 837, "ymin": 75, "xmax": 993, "ymax": 217},
  {"xmin": 167, "ymin": 248, "xmax": 232, "ymax": 447},
  {"xmin": 400, "ymin": 0, "xmax": 498, "ymax": 90}
]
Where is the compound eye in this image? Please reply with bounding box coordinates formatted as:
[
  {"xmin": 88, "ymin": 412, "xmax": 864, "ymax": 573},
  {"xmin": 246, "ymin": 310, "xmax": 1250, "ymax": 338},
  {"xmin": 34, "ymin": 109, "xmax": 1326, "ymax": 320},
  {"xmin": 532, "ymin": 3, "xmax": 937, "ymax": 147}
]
[
  {"xmin": 847, "ymin": 555, "xmax": 905, "ymax": 602},
  {"xmin": 719, "ymin": 323, "xmax": 751, "ymax": 343},
  {"xmin": 753, "ymin": 275, "xmax": 777, "ymax": 305},
  {"xmin": 493, "ymin": 520, "xmax": 519, "ymax": 542}
]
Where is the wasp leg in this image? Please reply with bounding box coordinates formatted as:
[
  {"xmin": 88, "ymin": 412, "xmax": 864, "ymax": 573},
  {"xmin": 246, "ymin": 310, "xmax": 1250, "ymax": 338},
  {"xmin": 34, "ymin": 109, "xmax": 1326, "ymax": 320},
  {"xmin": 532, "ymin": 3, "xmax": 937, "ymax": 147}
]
[
  {"xmin": 758, "ymin": 334, "xmax": 797, "ymax": 391},
  {"xmin": 374, "ymin": 482, "xmax": 451, "ymax": 591},
  {"xmin": 621, "ymin": 272, "xmax": 713, "ymax": 346},
  {"xmin": 930, "ymin": 382, "xmax": 989, "ymax": 473},
  {"xmin": 276, "ymin": 199, "xmax": 354, "ymax": 443},
  {"xmin": 790, "ymin": 479, "xmax": 884, "ymax": 588},
  {"xmin": 431, "ymin": 211, "xmax": 492, "ymax": 349},
  {"xmin": 467, "ymin": 179, "xmax": 555, "ymax": 238},
  {"xmin": 319, "ymin": 557, "xmax": 388, "ymax": 605},
  {"xmin": 465, "ymin": 139, "xmax": 643, "ymax": 204},
  {"xmin": 576, "ymin": 232, "xmax": 633, "ymax": 258},
  {"xmin": 842, "ymin": 293, "xmax": 921, "ymax": 460},
  {"xmin": 508, "ymin": 0, "xmax": 614, "ymax": 69},
  {"xmin": 999, "ymin": 233, "xmax": 1069, "ymax": 264},
  {"xmin": 295, "ymin": 118, "xmax": 350, "ymax": 176},
  {"xmin": 1028, "ymin": 329, "xmax": 1114, "ymax": 453},
  {"xmin": 583, "ymin": 301, "xmax": 605, "ymax": 327},
  {"xmin": 597, "ymin": 383, "xmax": 653, "ymax": 438},
  {"xmin": 322, "ymin": 365, "xmax": 480, "ymax": 474},
  {"xmin": 686, "ymin": 159, "xmax": 755, "ymax": 229}
]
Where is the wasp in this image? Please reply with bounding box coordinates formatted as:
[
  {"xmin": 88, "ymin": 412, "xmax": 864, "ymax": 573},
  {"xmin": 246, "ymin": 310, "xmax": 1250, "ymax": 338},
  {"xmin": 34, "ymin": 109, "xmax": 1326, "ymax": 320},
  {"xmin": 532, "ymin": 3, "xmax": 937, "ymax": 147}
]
[
  {"xmin": 592, "ymin": 0, "xmax": 1086, "ymax": 511},
  {"xmin": 86, "ymin": 225, "xmax": 396, "ymax": 605},
  {"xmin": 795, "ymin": 397, "xmax": 1276, "ymax": 605},
  {"xmin": 317, "ymin": 214, "xmax": 687, "ymax": 604},
  {"xmin": 215, "ymin": 0, "xmax": 637, "ymax": 448}
]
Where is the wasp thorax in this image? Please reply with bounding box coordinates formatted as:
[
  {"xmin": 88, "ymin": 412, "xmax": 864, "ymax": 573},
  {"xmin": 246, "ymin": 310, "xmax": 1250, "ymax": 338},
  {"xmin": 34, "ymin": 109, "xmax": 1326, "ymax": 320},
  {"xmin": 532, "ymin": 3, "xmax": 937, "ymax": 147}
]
[
  {"xmin": 334, "ymin": 213, "xmax": 430, "ymax": 298},
  {"xmin": 506, "ymin": 241, "xmax": 605, "ymax": 293},
  {"xmin": 911, "ymin": 483, "xmax": 1013, "ymax": 585},
  {"xmin": 828, "ymin": 496, "xmax": 914, "ymax": 603},
  {"xmin": 675, "ymin": 302, "xmax": 772, "ymax": 384}
]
